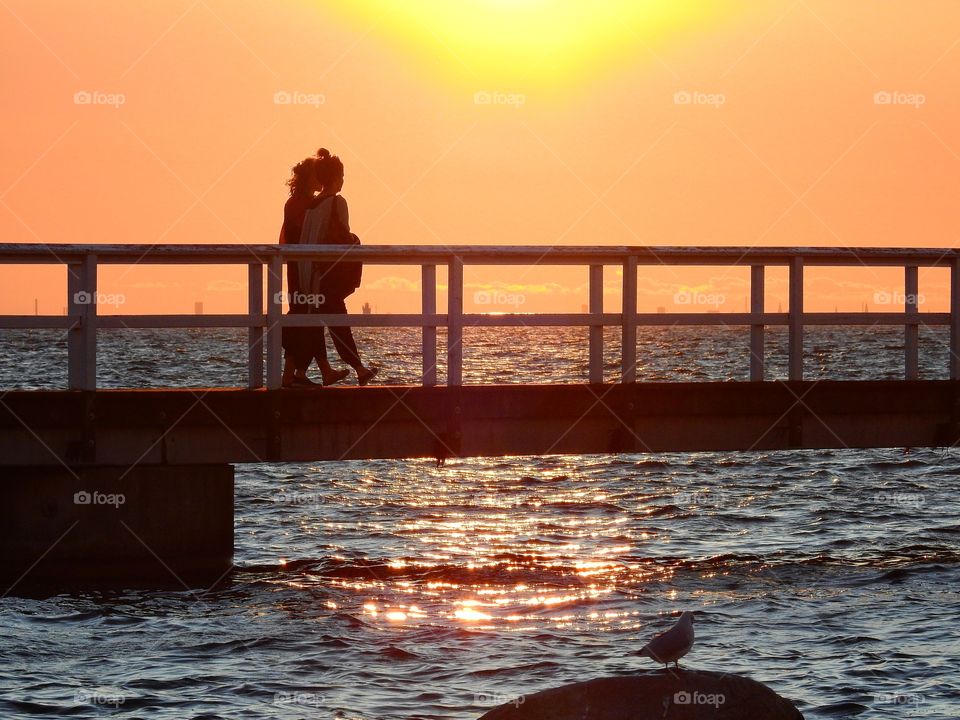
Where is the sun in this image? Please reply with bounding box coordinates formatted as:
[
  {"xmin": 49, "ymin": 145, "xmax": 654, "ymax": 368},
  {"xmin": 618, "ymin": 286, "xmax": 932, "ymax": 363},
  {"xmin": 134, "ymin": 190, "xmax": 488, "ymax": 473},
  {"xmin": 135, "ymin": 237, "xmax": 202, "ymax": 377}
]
[{"xmin": 325, "ymin": 1, "xmax": 740, "ymax": 94}]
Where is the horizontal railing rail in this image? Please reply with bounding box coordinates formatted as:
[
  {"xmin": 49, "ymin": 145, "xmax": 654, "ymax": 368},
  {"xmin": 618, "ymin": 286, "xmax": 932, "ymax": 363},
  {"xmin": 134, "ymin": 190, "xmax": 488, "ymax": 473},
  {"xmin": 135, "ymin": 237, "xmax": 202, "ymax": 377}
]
[
  {"xmin": 2, "ymin": 243, "xmax": 960, "ymax": 265},
  {"xmin": 1, "ymin": 243, "xmax": 958, "ymax": 389}
]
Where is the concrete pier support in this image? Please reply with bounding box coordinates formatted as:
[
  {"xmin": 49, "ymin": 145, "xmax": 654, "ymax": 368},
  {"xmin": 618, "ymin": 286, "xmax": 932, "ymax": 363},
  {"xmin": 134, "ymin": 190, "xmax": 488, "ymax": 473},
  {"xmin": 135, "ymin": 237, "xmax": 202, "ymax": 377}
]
[{"xmin": 0, "ymin": 465, "xmax": 233, "ymax": 590}]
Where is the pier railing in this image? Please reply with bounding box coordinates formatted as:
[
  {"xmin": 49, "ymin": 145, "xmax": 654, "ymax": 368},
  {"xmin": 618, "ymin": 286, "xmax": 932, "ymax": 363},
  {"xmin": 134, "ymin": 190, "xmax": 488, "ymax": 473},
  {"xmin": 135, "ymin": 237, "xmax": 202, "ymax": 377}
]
[{"xmin": 1, "ymin": 244, "xmax": 958, "ymax": 390}]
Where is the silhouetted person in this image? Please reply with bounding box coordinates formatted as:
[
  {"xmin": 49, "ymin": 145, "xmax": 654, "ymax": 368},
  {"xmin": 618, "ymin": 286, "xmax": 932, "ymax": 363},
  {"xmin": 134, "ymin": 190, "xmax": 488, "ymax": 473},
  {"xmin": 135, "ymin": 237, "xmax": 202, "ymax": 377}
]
[
  {"xmin": 279, "ymin": 156, "xmax": 349, "ymax": 388},
  {"xmin": 300, "ymin": 148, "xmax": 378, "ymax": 385}
]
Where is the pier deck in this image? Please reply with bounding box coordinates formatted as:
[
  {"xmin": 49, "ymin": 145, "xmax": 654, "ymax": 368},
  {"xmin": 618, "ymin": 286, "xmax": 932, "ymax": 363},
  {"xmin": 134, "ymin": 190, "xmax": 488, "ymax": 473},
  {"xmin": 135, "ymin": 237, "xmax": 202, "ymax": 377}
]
[{"xmin": 2, "ymin": 381, "xmax": 957, "ymax": 467}]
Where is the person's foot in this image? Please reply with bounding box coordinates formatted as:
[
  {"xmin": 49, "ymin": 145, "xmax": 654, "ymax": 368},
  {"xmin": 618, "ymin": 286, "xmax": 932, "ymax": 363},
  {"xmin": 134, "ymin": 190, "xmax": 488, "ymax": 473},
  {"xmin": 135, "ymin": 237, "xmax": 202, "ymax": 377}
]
[
  {"xmin": 356, "ymin": 366, "xmax": 379, "ymax": 387},
  {"xmin": 289, "ymin": 374, "xmax": 321, "ymax": 388},
  {"xmin": 321, "ymin": 367, "xmax": 350, "ymax": 386}
]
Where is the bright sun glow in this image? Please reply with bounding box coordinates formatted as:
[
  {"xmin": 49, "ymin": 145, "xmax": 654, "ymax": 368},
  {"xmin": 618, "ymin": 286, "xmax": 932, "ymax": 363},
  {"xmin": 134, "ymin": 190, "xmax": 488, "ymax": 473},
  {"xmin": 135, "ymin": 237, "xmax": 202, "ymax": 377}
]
[{"xmin": 328, "ymin": 0, "xmax": 731, "ymax": 92}]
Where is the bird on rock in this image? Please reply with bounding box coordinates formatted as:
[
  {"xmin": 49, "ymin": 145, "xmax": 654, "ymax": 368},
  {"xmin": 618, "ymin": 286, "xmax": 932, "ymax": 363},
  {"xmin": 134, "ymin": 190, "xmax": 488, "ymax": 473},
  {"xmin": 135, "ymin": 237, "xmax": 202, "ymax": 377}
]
[{"xmin": 637, "ymin": 611, "xmax": 695, "ymax": 670}]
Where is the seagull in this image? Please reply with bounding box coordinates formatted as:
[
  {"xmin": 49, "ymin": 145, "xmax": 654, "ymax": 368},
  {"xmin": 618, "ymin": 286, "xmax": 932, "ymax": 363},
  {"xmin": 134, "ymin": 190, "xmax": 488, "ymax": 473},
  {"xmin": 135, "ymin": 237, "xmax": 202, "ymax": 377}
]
[{"xmin": 636, "ymin": 611, "xmax": 695, "ymax": 670}]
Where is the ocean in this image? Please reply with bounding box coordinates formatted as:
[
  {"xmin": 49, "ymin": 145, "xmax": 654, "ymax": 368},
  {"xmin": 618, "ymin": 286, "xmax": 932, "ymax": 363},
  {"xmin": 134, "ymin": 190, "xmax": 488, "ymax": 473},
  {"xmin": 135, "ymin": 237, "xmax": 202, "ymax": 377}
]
[{"xmin": 0, "ymin": 325, "xmax": 958, "ymax": 719}]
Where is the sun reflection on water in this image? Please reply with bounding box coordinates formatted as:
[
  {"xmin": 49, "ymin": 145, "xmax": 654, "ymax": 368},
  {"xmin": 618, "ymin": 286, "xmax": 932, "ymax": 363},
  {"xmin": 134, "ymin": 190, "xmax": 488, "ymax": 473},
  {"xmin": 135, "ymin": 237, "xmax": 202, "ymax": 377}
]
[{"xmin": 321, "ymin": 469, "xmax": 689, "ymax": 633}]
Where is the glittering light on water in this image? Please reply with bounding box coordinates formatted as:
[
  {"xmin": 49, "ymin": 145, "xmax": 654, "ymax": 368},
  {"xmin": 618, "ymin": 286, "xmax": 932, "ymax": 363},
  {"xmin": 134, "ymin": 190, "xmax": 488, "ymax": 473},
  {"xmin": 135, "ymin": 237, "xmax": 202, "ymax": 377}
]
[{"xmin": 454, "ymin": 607, "xmax": 493, "ymax": 622}]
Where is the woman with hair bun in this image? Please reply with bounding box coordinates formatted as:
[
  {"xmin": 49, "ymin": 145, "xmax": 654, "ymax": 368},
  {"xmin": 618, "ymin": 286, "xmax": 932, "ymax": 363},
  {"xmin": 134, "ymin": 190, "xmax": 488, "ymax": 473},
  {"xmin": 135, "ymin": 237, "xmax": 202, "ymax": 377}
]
[
  {"xmin": 279, "ymin": 156, "xmax": 350, "ymax": 388},
  {"xmin": 299, "ymin": 148, "xmax": 379, "ymax": 386}
]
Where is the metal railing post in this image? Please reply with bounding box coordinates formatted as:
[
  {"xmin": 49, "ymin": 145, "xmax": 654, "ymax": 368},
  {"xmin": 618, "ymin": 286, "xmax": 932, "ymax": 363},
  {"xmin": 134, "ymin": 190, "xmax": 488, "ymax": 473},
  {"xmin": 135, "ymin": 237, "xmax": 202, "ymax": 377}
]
[
  {"xmin": 248, "ymin": 263, "xmax": 264, "ymax": 389},
  {"xmin": 447, "ymin": 256, "xmax": 463, "ymax": 386},
  {"xmin": 589, "ymin": 264, "xmax": 604, "ymax": 384},
  {"xmin": 266, "ymin": 255, "xmax": 283, "ymax": 390},
  {"xmin": 621, "ymin": 256, "xmax": 638, "ymax": 383},
  {"xmin": 67, "ymin": 253, "xmax": 97, "ymax": 390},
  {"xmin": 951, "ymin": 257, "xmax": 960, "ymax": 380},
  {"xmin": 750, "ymin": 265, "xmax": 765, "ymax": 381},
  {"xmin": 422, "ymin": 264, "xmax": 437, "ymax": 386},
  {"xmin": 904, "ymin": 265, "xmax": 919, "ymax": 380},
  {"xmin": 788, "ymin": 256, "xmax": 803, "ymax": 381}
]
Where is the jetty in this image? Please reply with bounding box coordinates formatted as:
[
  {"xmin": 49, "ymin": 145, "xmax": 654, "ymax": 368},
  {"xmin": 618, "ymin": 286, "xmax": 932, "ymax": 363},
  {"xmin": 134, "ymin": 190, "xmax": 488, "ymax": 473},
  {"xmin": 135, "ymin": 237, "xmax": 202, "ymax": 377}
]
[{"xmin": 1, "ymin": 243, "xmax": 958, "ymax": 585}]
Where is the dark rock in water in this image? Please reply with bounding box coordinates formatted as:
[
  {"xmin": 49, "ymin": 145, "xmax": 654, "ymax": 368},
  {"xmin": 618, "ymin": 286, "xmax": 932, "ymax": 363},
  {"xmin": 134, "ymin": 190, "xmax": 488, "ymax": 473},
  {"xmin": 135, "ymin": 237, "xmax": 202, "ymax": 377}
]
[{"xmin": 476, "ymin": 670, "xmax": 803, "ymax": 720}]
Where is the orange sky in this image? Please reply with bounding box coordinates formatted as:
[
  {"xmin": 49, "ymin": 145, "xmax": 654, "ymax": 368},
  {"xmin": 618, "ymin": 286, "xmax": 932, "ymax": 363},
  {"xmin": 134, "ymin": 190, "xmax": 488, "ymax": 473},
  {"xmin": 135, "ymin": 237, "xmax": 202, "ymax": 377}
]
[{"xmin": 1, "ymin": 0, "xmax": 959, "ymax": 316}]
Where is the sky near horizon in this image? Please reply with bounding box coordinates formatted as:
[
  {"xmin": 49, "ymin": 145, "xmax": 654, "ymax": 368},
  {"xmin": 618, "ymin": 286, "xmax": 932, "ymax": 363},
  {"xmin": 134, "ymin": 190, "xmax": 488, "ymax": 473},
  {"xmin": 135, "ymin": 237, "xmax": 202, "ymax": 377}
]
[{"xmin": 1, "ymin": 0, "xmax": 959, "ymax": 316}]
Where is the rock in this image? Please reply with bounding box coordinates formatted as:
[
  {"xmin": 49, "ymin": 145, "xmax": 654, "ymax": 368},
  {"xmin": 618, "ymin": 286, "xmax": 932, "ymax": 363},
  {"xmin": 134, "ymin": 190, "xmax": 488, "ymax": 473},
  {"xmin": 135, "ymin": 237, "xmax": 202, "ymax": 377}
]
[{"xmin": 476, "ymin": 670, "xmax": 803, "ymax": 720}]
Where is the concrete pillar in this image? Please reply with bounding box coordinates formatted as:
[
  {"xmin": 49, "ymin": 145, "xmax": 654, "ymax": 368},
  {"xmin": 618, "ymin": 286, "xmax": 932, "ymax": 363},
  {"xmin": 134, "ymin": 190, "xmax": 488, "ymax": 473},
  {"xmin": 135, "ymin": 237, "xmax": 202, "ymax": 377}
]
[{"xmin": 0, "ymin": 465, "xmax": 233, "ymax": 590}]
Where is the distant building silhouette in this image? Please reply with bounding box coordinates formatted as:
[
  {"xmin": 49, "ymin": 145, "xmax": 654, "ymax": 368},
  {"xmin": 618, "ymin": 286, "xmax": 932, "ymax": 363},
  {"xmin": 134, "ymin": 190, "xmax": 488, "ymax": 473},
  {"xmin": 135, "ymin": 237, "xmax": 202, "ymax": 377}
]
[
  {"xmin": 194, "ymin": 301, "xmax": 203, "ymax": 315},
  {"xmin": 362, "ymin": 302, "xmax": 372, "ymax": 315}
]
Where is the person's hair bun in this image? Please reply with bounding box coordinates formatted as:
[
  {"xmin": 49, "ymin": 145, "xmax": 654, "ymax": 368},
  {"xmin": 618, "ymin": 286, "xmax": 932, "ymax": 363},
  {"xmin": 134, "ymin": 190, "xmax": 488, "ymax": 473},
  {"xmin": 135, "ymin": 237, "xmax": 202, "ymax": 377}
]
[{"xmin": 313, "ymin": 147, "xmax": 344, "ymax": 187}]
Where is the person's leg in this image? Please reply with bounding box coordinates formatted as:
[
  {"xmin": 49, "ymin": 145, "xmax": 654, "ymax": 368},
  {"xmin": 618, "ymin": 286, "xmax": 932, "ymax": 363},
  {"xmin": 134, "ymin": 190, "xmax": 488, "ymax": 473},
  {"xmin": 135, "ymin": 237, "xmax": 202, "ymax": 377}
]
[
  {"xmin": 302, "ymin": 295, "xmax": 346, "ymax": 385},
  {"xmin": 283, "ymin": 302, "xmax": 318, "ymax": 387},
  {"xmin": 312, "ymin": 326, "xmax": 350, "ymax": 386},
  {"xmin": 329, "ymin": 326, "xmax": 362, "ymax": 369},
  {"xmin": 321, "ymin": 296, "xmax": 378, "ymax": 384},
  {"xmin": 322, "ymin": 298, "xmax": 360, "ymax": 366},
  {"xmin": 308, "ymin": 325, "xmax": 331, "ymax": 370},
  {"xmin": 282, "ymin": 356, "xmax": 297, "ymax": 386}
]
